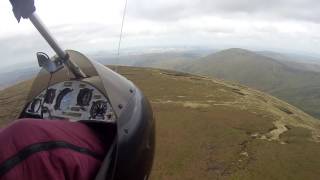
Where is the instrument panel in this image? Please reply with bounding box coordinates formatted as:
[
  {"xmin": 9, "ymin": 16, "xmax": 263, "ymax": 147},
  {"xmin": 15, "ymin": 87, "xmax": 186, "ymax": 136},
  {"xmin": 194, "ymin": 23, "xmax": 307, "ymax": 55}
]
[{"xmin": 25, "ymin": 81, "xmax": 116, "ymax": 123}]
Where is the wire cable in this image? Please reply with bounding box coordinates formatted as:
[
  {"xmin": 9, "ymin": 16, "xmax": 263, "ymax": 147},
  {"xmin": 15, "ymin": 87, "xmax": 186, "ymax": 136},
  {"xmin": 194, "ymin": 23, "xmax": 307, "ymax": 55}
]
[{"xmin": 115, "ymin": 0, "xmax": 128, "ymax": 73}]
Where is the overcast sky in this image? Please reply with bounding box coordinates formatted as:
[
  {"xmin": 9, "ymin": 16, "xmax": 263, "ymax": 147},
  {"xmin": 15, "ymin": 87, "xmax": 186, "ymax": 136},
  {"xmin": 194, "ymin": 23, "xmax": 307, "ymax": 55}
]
[{"xmin": 1, "ymin": 0, "xmax": 320, "ymax": 68}]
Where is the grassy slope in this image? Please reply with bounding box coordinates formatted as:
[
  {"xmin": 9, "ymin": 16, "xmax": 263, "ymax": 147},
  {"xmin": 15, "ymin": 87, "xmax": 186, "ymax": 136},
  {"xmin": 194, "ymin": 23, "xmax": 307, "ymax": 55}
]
[
  {"xmin": 178, "ymin": 48, "xmax": 320, "ymax": 119},
  {"xmin": 1, "ymin": 67, "xmax": 320, "ymax": 180},
  {"xmin": 0, "ymin": 80, "xmax": 33, "ymax": 126}
]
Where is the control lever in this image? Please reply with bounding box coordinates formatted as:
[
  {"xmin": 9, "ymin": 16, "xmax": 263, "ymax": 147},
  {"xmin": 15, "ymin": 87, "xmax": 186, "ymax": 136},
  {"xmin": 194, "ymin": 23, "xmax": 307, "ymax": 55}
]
[{"xmin": 37, "ymin": 52, "xmax": 63, "ymax": 73}]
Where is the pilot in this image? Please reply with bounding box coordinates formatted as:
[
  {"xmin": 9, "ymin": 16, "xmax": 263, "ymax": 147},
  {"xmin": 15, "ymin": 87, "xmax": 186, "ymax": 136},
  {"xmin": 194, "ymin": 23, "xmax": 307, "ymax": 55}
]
[{"xmin": 0, "ymin": 118, "xmax": 113, "ymax": 180}]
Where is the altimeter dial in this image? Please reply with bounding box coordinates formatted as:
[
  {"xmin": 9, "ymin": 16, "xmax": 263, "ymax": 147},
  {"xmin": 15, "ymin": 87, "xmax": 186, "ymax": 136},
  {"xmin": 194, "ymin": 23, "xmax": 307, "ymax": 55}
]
[{"xmin": 90, "ymin": 100, "xmax": 108, "ymax": 120}]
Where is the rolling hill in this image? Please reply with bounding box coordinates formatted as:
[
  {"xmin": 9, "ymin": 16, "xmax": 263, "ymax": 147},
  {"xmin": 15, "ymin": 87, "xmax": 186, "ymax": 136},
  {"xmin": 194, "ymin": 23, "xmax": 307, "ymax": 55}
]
[
  {"xmin": 0, "ymin": 65, "xmax": 38, "ymax": 90},
  {"xmin": 257, "ymin": 51, "xmax": 320, "ymax": 73},
  {"xmin": 93, "ymin": 52, "xmax": 202, "ymax": 69},
  {"xmin": 1, "ymin": 67, "xmax": 320, "ymax": 179},
  {"xmin": 133, "ymin": 52, "xmax": 197, "ymax": 70},
  {"xmin": 175, "ymin": 48, "xmax": 320, "ymax": 119},
  {"xmin": 3, "ymin": 48, "xmax": 320, "ymax": 120}
]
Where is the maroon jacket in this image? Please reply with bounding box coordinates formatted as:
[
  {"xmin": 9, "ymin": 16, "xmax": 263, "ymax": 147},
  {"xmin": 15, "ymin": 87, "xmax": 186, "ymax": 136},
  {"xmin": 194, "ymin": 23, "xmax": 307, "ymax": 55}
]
[{"xmin": 0, "ymin": 119, "xmax": 107, "ymax": 180}]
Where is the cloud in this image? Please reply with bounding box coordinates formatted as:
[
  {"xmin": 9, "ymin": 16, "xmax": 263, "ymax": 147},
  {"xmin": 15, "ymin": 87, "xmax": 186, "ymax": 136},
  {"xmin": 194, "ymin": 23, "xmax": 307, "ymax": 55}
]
[
  {"xmin": 1, "ymin": 0, "xmax": 320, "ymax": 68},
  {"xmin": 128, "ymin": 0, "xmax": 320, "ymax": 23}
]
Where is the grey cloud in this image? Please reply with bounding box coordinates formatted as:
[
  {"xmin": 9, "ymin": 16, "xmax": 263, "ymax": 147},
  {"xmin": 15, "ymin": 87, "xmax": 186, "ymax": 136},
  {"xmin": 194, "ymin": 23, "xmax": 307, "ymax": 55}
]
[
  {"xmin": 0, "ymin": 23, "xmax": 131, "ymax": 68},
  {"xmin": 50, "ymin": 24, "xmax": 119, "ymax": 44},
  {"xmin": 128, "ymin": 0, "xmax": 320, "ymax": 23},
  {"xmin": 0, "ymin": 34, "xmax": 54, "ymax": 68}
]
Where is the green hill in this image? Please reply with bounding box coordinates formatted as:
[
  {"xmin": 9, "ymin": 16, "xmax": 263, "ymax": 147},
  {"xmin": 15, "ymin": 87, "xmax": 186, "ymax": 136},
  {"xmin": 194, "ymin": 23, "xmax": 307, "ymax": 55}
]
[
  {"xmin": 177, "ymin": 48, "xmax": 320, "ymax": 119},
  {"xmin": 1, "ymin": 67, "xmax": 320, "ymax": 180}
]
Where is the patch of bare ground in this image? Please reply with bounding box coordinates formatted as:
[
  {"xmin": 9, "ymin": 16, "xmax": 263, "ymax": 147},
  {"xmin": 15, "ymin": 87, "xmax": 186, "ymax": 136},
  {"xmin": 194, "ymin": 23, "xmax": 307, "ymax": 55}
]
[{"xmin": 260, "ymin": 119, "xmax": 289, "ymax": 144}]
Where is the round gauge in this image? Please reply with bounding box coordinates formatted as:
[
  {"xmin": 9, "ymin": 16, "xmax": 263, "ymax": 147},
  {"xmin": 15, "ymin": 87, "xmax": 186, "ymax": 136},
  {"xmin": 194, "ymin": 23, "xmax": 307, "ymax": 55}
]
[
  {"xmin": 60, "ymin": 92, "xmax": 73, "ymax": 110},
  {"xmin": 44, "ymin": 89, "xmax": 56, "ymax": 104},
  {"xmin": 54, "ymin": 88, "xmax": 73, "ymax": 110},
  {"xmin": 90, "ymin": 101, "xmax": 108, "ymax": 120},
  {"xmin": 41, "ymin": 107, "xmax": 51, "ymax": 119},
  {"xmin": 77, "ymin": 88, "xmax": 93, "ymax": 106},
  {"xmin": 29, "ymin": 98, "xmax": 42, "ymax": 113}
]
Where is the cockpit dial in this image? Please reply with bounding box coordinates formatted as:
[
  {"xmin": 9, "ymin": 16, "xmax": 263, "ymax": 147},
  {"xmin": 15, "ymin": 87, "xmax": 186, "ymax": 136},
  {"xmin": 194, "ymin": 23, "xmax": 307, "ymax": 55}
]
[
  {"xmin": 29, "ymin": 98, "xmax": 42, "ymax": 113},
  {"xmin": 44, "ymin": 88, "xmax": 56, "ymax": 104},
  {"xmin": 54, "ymin": 88, "xmax": 73, "ymax": 110},
  {"xmin": 77, "ymin": 88, "xmax": 93, "ymax": 106},
  {"xmin": 90, "ymin": 100, "xmax": 108, "ymax": 120}
]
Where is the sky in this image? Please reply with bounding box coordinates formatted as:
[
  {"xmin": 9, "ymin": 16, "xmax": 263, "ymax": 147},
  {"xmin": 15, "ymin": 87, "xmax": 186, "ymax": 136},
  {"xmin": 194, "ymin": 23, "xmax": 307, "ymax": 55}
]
[{"xmin": 1, "ymin": 0, "xmax": 320, "ymax": 68}]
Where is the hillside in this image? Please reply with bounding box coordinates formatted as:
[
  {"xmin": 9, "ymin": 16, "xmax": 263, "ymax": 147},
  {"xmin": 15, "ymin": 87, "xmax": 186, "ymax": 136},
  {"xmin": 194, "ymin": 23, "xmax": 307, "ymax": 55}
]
[
  {"xmin": 177, "ymin": 48, "xmax": 320, "ymax": 118},
  {"xmin": 0, "ymin": 66, "xmax": 38, "ymax": 90},
  {"xmin": 93, "ymin": 52, "xmax": 201, "ymax": 69},
  {"xmin": 1, "ymin": 67, "xmax": 320, "ymax": 179},
  {"xmin": 3, "ymin": 49, "xmax": 320, "ymax": 119},
  {"xmin": 257, "ymin": 51, "xmax": 320, "ymax": 73}
]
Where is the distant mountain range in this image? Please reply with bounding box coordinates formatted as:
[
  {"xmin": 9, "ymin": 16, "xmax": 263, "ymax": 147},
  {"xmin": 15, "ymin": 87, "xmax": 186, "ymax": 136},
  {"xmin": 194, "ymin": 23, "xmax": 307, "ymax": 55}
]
[
  {"xmin": 118, "ymin": 48, "xmax": 320, "ymax": 119},
  {"xmin": 180, "ymin": 48, "xmax": 320, "ymax": 91},
  {"xmin": 1, "ymin": 48, "xmax": 320, "ymax": 119},
  {"xmin": 93, "ymin": 51, "xmax": 207, "ymax": 68},
  {"xmin": 0, "ymin": 65, "xmax": 38, "ymax": 90},
  {"xmin": 257, "ymin": 51, "xmax": 320, "ymax": 72},
  {"xmin": 155, "ymin": 48, "xmax": 320, "ymax": 119}
]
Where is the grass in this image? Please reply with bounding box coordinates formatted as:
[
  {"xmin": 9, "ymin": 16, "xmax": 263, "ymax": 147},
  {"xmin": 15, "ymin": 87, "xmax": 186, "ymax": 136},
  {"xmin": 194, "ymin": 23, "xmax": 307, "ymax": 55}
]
[{"xmin": 1, "ymin": 66, "xmax": 320, "ymax": 180}]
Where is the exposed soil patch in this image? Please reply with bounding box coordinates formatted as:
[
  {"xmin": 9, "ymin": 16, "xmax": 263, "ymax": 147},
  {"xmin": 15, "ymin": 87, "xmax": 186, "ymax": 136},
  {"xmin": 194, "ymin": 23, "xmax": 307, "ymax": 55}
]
[
  {"xmin": 183, "ymin": 102, "xmax": 211, "ymax": 109},
  {"xmin": 261, "ymin": 120, "xmax": 289, "ymax": 142},
  {"xmin": 230, "ymin": 88, "xmax": 246, "ymax": 96},
  {"xmin": 152, "ymin": 100, "xmax": 211, "ymax": 109},
  {"xmin": 233, "ymin": 91, "xmax": 246, "ymax": 96},
  {"xmin": 277, "ymin": 106, "xmax": 294, "ymax": 115},
  {"xmin": 161, "ymin": 71, "xmax": 191, "ymax": 77}
]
